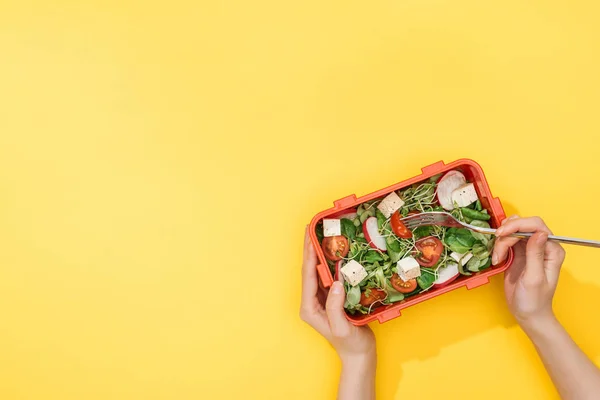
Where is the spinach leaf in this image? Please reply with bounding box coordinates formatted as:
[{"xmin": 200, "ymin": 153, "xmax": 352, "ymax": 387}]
[
  {"xmin": 455, "ymin": 229, "xmax": 476, "ymax": 247},
  {"xmin": 388, "ymin": 247, "xmax": 402, "ymax": 263},
  {"xmin": 417, "ymin": 269, "xmax": 436, "ymax": 290},
  {"xmin": 385, "ymin": 286, "xmax": 405, "ymax": 303},
  {"xmin": 479, "ymin": 257, "xmax": 492, "ymax": 271},
  {"xmin": 340, "ymin": 218, "xmax": 356, "ymax": 240},
  {"xmin": 444, "ymin": 229, "xmax": 472, "ymax": 253},
  {"xmin": 475, "ymin": 200, "xmax": 482, "ymax": 211},
  {"xmin": 346, "ymin": 285, "xmax": 361, "ymax": 306},
  {"xmin": 461, "ymin": 207, "xmax": 491, "ymax": 221},
  {"xmin": 413, "ymin": 225, "xmax": 432, "ymax": 240},
  {"xmin": 466, "ymin": 257, "xmax": 482, "ymax": 272},
  {"xmin": 457, "ymin": 260, "xmax": 472, "ymax": 275},
  {"xmin": 445, "ymin": 236, "xmax": 471, "ymax": 254},
  {"xmin": 364, "ymin": 251, "xmax": 384, "ymax": 264},
  {"xmin": 386, "ymin": 236, "xmax": 402, "ymax": 253},
  {"xmin": 472, "ymin": 243, "xmax": 490, "ymax": 260}
]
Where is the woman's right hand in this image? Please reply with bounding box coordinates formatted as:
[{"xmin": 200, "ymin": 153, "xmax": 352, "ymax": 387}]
[{"xmin": 492, "ymin": 216, "xmax": 566, "ymax": 327}]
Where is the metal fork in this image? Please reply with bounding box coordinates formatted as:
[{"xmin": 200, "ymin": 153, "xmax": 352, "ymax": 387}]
[{"xmin": 401, "ymin": 212, "xmax": 600, "ymax": 248}]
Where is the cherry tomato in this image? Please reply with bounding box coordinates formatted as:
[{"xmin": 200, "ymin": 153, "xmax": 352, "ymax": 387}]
[
  {"xmin": 414, "ymin": 236, "xmax": 443, "ymax": 267},
  {"xmin": 359, "ymin": 288, "xmax": 387, "ymax": 307},
  {"xmin": 390, "ymin": 210, "xmax": 412, "ymax": 239},
  {"xmin": 321, "ymin": 235, "xmax": 349, "ymax": 261},
  {"xmin": 390, "ymin": 273, "xmax": 418, "ymax": 293}
]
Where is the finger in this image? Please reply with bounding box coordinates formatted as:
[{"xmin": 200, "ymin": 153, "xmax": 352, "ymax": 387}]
[
  {"xmin": 493, "ymin": 216, "xmax": 551, "ymax": 265},
  {"xmin": 504, "ymin": 241, "xmax": 526, "ymax": 285},
  {"xmin": 544, "ymin": 242, "xmax": 565, "ymax": 285},
  {"xmin": 496, "ymin": 216, "xmax": 552, "ymax": 237},
  {"xmin": 522, "ymin": 232, "xmax": 548, "ymax": 287},
  {"xmin": 325, "ymin": 281, "xmax": 350, "ymax": 337},
  {"xmin": 493, "ymin": 236, "xmax": 521, "ymax": 265},
  {"xmin": 502, "ymin": 215, "xmax": 520, "ymax": 225},
  {"xmin": 493, "ymin": 215, "xmax": 520, "ymax": 264},
  {"xmin": 301, "ymin": 228, "xmax": 319, "ymax": 309}
]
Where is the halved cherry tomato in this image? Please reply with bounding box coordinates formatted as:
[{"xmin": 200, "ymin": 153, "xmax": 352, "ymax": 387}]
[
  {"xmin": 390, "ymin": 273, "xmax": 418, "ymax": 293},
  {"xmin": 390, "ymin": 210, "xmax": 412, "ymax": 239},
  {"xmin": 359, "ymin": 288, "xmax": 387, "ymax": 307},
  {"xmin": 414, "ymin": 236, "xmax": 443, "ymax": 267},
  {"xmin": 321, "ymin": 235, "xmax": 349, "ymax": 261}
]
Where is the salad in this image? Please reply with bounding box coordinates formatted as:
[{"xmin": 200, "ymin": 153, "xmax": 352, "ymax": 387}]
[{"xmin": 315, "ymin": 170, "xmax": 497, "ymax": 315}]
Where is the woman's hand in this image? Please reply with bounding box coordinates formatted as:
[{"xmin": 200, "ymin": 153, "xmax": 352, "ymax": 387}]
[
  {"xmin": 300, "ymin": 228, "xmax": 376, "ymax": 363},
  {"xmin": 492, "ymin": 216, "xmax": 566, "ymax": 327},
  {"xmin": 493, "ymin": 217, "xmax": 600, "ymax": 399},
  {"xmin": 300, "ymin": 228, "xmax": 376, "ymax": 400}
]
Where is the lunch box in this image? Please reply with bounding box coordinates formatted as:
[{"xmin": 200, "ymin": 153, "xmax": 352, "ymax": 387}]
[{"xmin": 309, "ymin": 159, "xmax": 514, "ymax": 325}]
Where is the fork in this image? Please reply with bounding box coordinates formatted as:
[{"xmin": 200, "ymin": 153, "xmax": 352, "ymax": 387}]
[{"xmin": 401, "ymin": 212, "xmax": 600, "ymax": 248}]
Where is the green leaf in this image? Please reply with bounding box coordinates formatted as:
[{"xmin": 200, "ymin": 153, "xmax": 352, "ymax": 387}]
[
  {"xmin": 461, "ymin": 207, "xmax": 491, "ymax": 221},
  {"xmin": 315, "ymin": 224, "xmax": 324, "ymax": 244},
  {"xmin": 375, "ymin": 267, "xmax": 387, "ymax": 289},
  {"xmin": 385, "ymin": 286, "xmax": 405, "ymax": 303},
  {"xmin": 388, "ymin": 248, "xmax": 402, "ymax": 263},
  {"xmin": 444, "ymin": 234, "xmax": 471, "ymax": 254},
  {"xmin": 455, "ymin": 229, "xmax": 476, "ymax": 248},
  {"xmin": 457, "ymin": 260, "xmax": 472, "ymax": 275},
  {"xmin": 346, "ymin": 285, "xmax": 361, "ymax": 306},
  {"xmin": 417, "ymin": 268, "xmax": 436, "ymax": 290},
  {"xmin": 466, "ymin": 257, "xmax": 482, "ymax": 272},
  {"xmin": 340, "ymin": 218, "xmax": 356, "ymax": 240},
  {"xmin": 472, "ymin": 243, "xmax": 490, "ymax": 260},
  {"xmin": 359, "ymin": 212, "xmax": 370, "ymax": 224},
  {"xmin": 356, "ymin": 204, "xmax": 365, "ymax": 216},
  {"xmin": 376, "ymin": 209, "xmax": 386, "ymax": 231},
  {"xmin": 475, "ymin": 200, "xmax": 482, "ymax": 211},
  {"xmin": 386, "ymin": 236, "xmax": 402, "ymax": 253},
  {"xmin": 479, "ymin": 257, "xmax": 492, "ymax": 271},
  {"xmin": 412, "ymin": 225, "xmax": 432, "ymax": 240},
  {"xmin": 364, "ymin": 251, "xmax": 384, "ymax": 263}
]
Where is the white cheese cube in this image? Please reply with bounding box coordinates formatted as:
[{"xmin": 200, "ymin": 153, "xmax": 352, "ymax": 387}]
[
  {"xmin": 451, "ymin": 183, "xmax": 479, "ymax": 208},
  {"xmin": 450, "ymin": 252, "xmax": 473, "ymax": 266},
  {"xmin": 397, "ymin": 257, "xmax": 421, "ymax": 281},
  {"xmin": 340, "ymin": 260, "xmax": 367, "ymax": 286},
  {"xmin": 377, "ymin": 192, "xmax": 405, "ymax": 218},
  {"xmin": 323, "ymin": 219, "xmax": 341, "ymax": 237}
]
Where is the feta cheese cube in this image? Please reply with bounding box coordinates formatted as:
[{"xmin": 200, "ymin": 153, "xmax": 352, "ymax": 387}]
[
  {"xmin": 450, "ymin": 252, "xmax": 473, "ymax": 266},
  {"xmin": 340, "ymin": 260, "xmax": 367, "ymax": 286},
  {"xmin": 377, "ymin": 192, "xmax": 405, "ymax": 218},
  {"xmin": 451, "ymin": 183, "xmax": 478, "ymax": 208},
  {"xmin": 397, "ymin": 257, "xmax": 421, "ymax": 281},
  {"xmin": 323, "ymin": 219, "xmax": 341, "ymax": 237}
]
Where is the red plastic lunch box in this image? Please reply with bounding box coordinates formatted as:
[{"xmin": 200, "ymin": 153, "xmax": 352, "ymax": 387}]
[{"xmin": 309, "ymin": 159, "xmax": 514, "ymax": 325}]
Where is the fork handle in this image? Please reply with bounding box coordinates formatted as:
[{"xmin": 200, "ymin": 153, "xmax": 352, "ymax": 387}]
[
  {"xmin": 476, "ymin": 227, "xmax": 600, "ymax": 248},
  {"xmin": 507, "ymin": 232, "xmax": 600, "ymax": 248}
]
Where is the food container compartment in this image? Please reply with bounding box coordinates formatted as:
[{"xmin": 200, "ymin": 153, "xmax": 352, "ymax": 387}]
[{"xmin": 309, "ymin": 159, "xmax": 514, "ymax": 326}]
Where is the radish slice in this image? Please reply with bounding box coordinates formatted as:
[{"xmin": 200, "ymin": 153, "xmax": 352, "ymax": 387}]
[
  {"xmin": 433, "ymin": 262, "xmax": 460, "ymax": 288},
  {"xmin": 330, "ymin": 208, "xmax": 358, "ymax": 220},
  {"xmin": 363, "ymin": 217, "xmax": 387, "ymax": 251},
  {"xmin": 437, "ymin": 171, "xmax": 467, "ymax": 210}
]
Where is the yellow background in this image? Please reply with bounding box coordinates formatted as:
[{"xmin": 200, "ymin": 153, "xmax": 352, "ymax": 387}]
[{"xmin": 1, "ymin": 1, "xmax": 599, "ymax": 399}]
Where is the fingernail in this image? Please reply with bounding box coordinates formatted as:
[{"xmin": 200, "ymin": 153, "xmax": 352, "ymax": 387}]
[
  {"xmin": 492, "ymin": 252, "xmax": 498, "ymax": 265},
  {"xmin": 332, "ymin": 281, "xmax": 344, "ymax": 294},
  {"xmin": 496, "ymin": 227, "xmax": 504, "ymax": 236}
]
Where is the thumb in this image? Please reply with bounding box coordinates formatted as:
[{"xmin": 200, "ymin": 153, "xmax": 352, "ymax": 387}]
[
  {"xmin": 325, "ymin": 281, "xmax": 350, "ymax": 337},
  {"xmin": 522, "ymin": 232, "xmax": 548, "ymax": 287}
]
